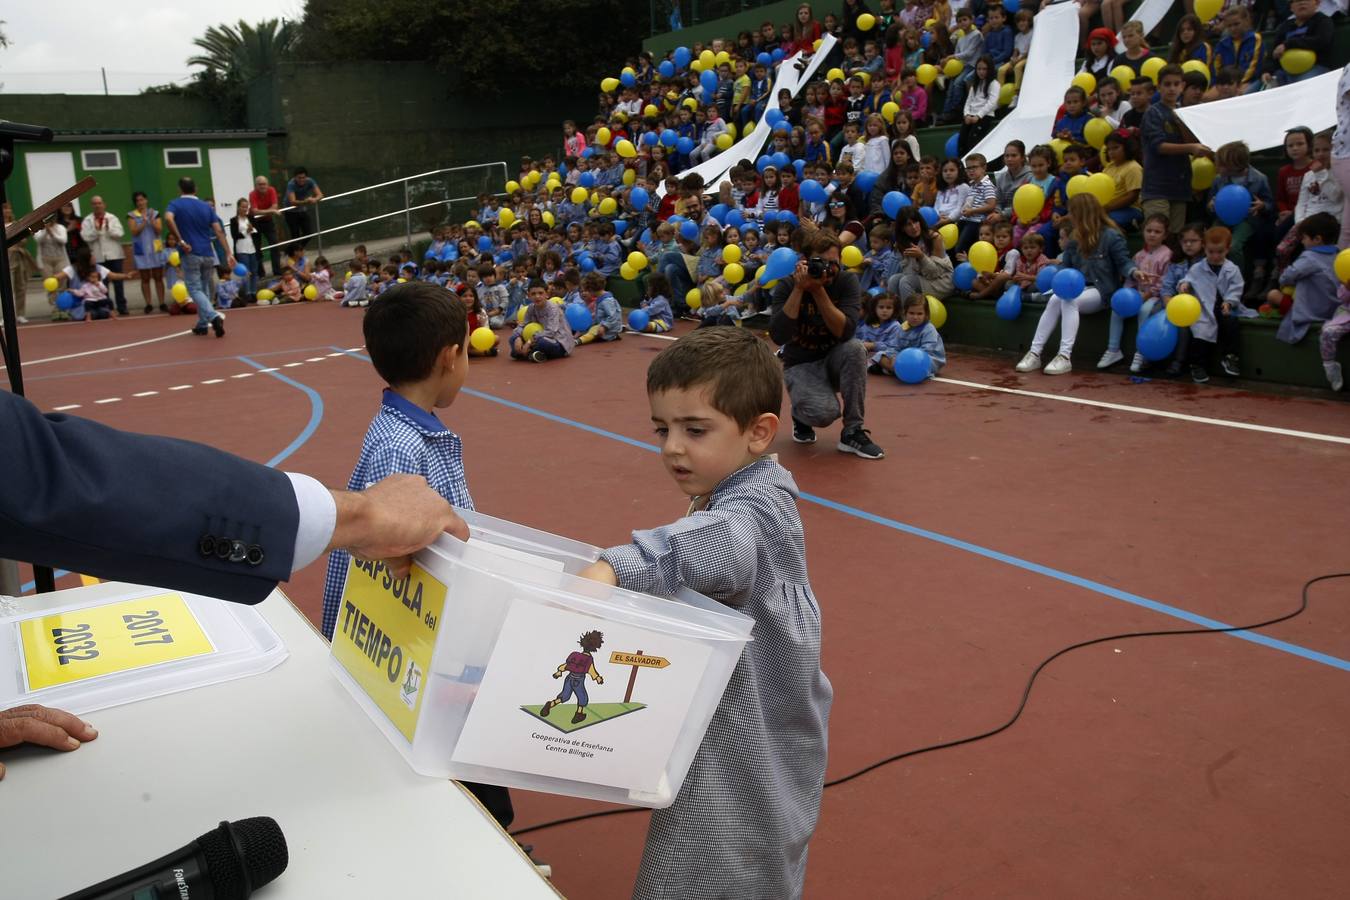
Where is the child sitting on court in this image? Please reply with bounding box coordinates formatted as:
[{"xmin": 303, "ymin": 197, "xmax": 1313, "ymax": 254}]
[
  {"xmin": 641, "ymin": 272, "xmax": 675, "ymax": 333},
  {"xmin": 318, "ymin": 281, "xmax": 514, "ymax": 834},
  {"xmin": 577, "ymin": 271, "xmax": 623, "ymax": 343},
  {"xmin": 311, "ymin": 257, "xmax": 337, "ymax": 301},
  {"xmin": 276, "ymin": 267, "xmax": 303, "ymax": 304},
  {"xmin": 859, "ymin": 292, "xmax": 902, "ymax": 371},
  {"xmin": 577, "ymin": 327, "xmax": 831, "ymax": 900},
  {"xmin": 215, "ymin": 269, "xmax": 241, "ymax": 309},
  {"xmin": 72, "ymin": 269, "xmax": 115, "ymax": 320},
  {"xmin": 876, "ymin": 294, "xmax": 946, "ymax": 378},
  {"xmin": 475, "ymin": 263, "xmax": 508, "ymax": 328},
  {"xmin": 511, "ymin": 279, "xmax": 575, "ymax": 362},
  {"xmin": 696, "ymin": 280, "xmax": 744, "ymax": 327},
  {"xmin": 342, "ymin": 261, "xmax": 370, "ymax": 308},
  {"xmin": 1271, "ymin": 212, "xmax": 1342, "ymax": 347}
]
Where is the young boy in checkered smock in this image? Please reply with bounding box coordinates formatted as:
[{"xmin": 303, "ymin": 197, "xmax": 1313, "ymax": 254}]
[
  {"xmin": 579, "ymin": 327, "xmax": 832, "ymax": 900},
  {"xmin": 317, "ymin": 282, "xmax": 514, "ymax": 831}
]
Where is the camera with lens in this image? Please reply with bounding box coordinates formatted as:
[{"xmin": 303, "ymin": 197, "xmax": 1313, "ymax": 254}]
[{"xmin": 806, "ymin": 257, "xmax": 839, "ymax": 280}]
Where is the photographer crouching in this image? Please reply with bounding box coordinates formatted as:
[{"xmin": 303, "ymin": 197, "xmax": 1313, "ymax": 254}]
[{"xmin": 768, "ymin": 228, "xmax": 884, "ymax": 460}]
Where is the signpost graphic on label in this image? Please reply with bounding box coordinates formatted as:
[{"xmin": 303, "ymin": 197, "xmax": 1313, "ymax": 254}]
[{"xmin": 610, "ymin": 650, "xmax": 670, "ymax": 703}]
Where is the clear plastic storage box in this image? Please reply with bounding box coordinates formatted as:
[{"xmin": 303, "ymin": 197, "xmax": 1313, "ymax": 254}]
[{"xmin": 327, "ymin": 508, "xmax": 754, "ymax": 809}]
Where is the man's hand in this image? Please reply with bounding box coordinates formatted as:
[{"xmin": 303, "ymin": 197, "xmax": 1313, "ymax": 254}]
[
  {"xmin": 328, "ymin": 475, "xmax": 470, "ymax": 579},
  {"xmin": 179, "ymin": 240, "xmax": 193, "ymax": 254},
  {"xmin": 0, "ymin": 705, "xmax": 98, "ymax": 780},
  {"xmin": 578, "ymin": 559, "xmax": 618, "ymax": 585}
]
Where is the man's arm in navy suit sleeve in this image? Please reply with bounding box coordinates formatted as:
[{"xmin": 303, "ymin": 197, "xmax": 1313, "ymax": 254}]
[{"xmin": 1, "ymin": 391, "xmax": 298, "ymax": 605}]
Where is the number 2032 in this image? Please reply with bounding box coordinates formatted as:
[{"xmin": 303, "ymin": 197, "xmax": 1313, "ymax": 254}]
[{"xmin": 51, "ymin": 610, "xmax": 175, "ymax": 665}]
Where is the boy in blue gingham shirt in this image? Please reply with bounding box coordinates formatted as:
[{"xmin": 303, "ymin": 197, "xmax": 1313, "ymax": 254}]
[{"xmin": 318, "ymin": 282, "xmax": 514, "ymax": 831}]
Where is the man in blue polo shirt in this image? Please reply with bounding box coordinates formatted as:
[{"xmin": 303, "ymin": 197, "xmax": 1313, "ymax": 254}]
[{"xmin": 165, "ymin": 177, "xmax": 235, "ymax": 337}]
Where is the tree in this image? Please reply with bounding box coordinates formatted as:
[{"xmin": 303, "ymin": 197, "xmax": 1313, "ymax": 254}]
[
  {"xmin": 188, "ymin": 18, "xmax": 298, "ymax": 82},
  {"xmin": 0, "ymin": 20, "xmax": 9, "ymax": 48}
]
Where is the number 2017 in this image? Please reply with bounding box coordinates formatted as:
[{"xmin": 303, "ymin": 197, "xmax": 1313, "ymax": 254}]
[
  {"xmin": 51, "ymin": 624, "xmax": 99, "ymax": 665},
  {"xmin": 123, "ymin": 611, "xmax": 174, "ymax": 646}
]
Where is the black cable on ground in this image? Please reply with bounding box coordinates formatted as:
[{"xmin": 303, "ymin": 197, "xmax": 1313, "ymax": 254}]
[{"xmin": 510, "ymin": 573, "xmax": 1349, "ymax": 838}]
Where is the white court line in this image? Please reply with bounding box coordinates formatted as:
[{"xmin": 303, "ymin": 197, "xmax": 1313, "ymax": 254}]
[
  {"xmin": 168, "ymin": 384, "xmax": 193, "ymax": 391},
  {"xmin": 53, "ymin": 404, "xmax": 81, "ymax": 411},
  {"xmin": 326, "ymin": 351, "xmax": 346, "ymax": 357},
  {"xmin": 344, "ymin": 346, "xmax": 363, "ymax": 352},
  {"xmin": 132, "ymin": 391, "xmax": 158, "ymax": 397},
  {"xmin": 200, "ymin": 379, "xmax": 224, "ymax": 385},
  {"xmin": 232, "ymin": 372, "xmax": 254, "ymax": 378},
  {"xmin": 305, "ymin": 357, "xmax": 325, "ymax": 362},
  {"xmin": 257, "ymin": 367, "xmax": 279, "ymax": 373},
  {"xmin": 1, "ymin": 329, "xmax": 193, "ymax": 369},
  {"xmin": 933, "ymin": 376, "xmax": 1350, "ymax": 446},
  {"xmin": 283, "ymin": 362, "xmax": 303, "ymax": 368},
  {"xmin": 94, "ymin": 398, "xmax": 120, "ymax": 404}
]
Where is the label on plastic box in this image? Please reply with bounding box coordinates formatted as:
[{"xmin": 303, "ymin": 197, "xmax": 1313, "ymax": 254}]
[
  {"xmin": 19, "ymin": 593, "xmax": 215, "ymax": 691},
  {"xmin": 331, "ymin": 558, "xmax": 447, "ymax": 742}
]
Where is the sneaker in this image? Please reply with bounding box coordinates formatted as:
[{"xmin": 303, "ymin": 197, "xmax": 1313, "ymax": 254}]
[
  {"xmin": 211, "ymin": 314, "xmax": 225, "ymax": 338},
  {"xmin": 1096, "ymin": 349, "xmax": 1124, "ymax": 369},
  {"xmin": 257, "ymin": 298, "xmax": 272, "ymax": 306},
  {"xmin": 191, "ymin": 325, "xmax": 209, "ymax": 335},
  {"xmin": 1014, "ymin": 350, "xmax": 1041, "ymax": 373},
  {"xmin": 792, "ymin": 419, "xmax": 817, "ymax": 444},
  {"xmin": 15, "ymin": 315, "xmax": 28, "ymax": 324},
  {"xmin": 1220, "ymin": 354, "xmax": 1240, "ymax": 377},
  {"xmin": 143, "ymin": 305, "xmax": 154, "ymax": 314},
  {"xmin": 1326, "ymin": 361, "xmax": 1344, "ymax": 392},
  {"xmin": 867, "ymin": 362, "xmax": 882, "ymax": 375},
  {"xmin": 529, "ymin": 350, "xmax": 547, "ymax": 363},
  {"xmin": 358, "ymin": 299, "xmax": 369, "ymax": 307},
  {"xmin": 1165, "ymin": 359, "xmax": 1185, "ymax": 377},
  {"xmin": 1190, "ymin": 365, "xmax": 1209, "ymax": 384},
  {"xmin": 1129, "ymin": 352, "xmax": 1147, "ymax": 374},
  {"xmin": 1043, "ymin": 354, "xmax": 1072, "ymax": 375},
  {"xmin": 838, "ymin": 427, "xmax": 884, "ymax": 459}
]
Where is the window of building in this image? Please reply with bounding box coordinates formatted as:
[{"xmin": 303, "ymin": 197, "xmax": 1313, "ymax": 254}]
[
  {"xmin": 163, "ymin": 148, "xmax": 202, "ymax": 168},
  {"xmin": 80, "ymin": 149, "xmax": 121, "ymax": 170}
]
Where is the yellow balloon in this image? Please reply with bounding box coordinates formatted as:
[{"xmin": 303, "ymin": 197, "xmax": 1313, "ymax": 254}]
[
  {"xmin": 924, "ymin": 18, "xmax": 936, "ymax": 28},
  {"xmin": 168, "ymin": 251, "xmax": 181, "ymax": 266},
  {"xmin": 619, "ymin": 262, "xmax": 637, "ymax": 280},
  {"xmin": 682, "ymin": 97, "xmax": 699, "ymax": 111},
  {"xmin": 938, "ymin": 223, "xmax": 959, "ymax": 249},
  {"xmin": 622, "ymin": 66, "xmax": 636, "ymax": 77},
  {"xmin": 1141, "ymin": 56, "xmax": 1165, "ymax": 84},
  {"xmin": 601, "ymin": 77, "xmax": 620, "ymax": 93},
  {"xmin": 699, "ymin": 49, "xmax": 715, "ymax": 68},
  {"xmin": 686, "ymin": 288, "xmax": 702, "ymax": 310},
  {"xmin": 813, "ymin": 38, "xmax": 822, "ymax": 52},
  {"xmin": 968, "ymin": 240, "xmax": 997, "ymax": 274},
  {"xmin": 928, "ymin": 296, "xmax": 947, "ymax": 330},
  {"xmin": 1195, "ymin": 0, "xmax": 1223, "ymax": 21},
  {"xmin": 1182, "ymin": 59, "xmax": 1210, "ymax": 84},
  {"xmin": 735, "ymin": 283, "xmax": 749, "ymax": 296},
  {"xmin": 505, "ymin": 180, "xmax": 520, "ymax": 194},
  {"xmin": 1066, "ymin": 174, "xmax": 1091, "ymax": 199},
  {"xmin": 1166, "ymin": 293, "xmax": 1202, "ymax": 328},
  {"xmin": 345, "ymin": 272, "xmax": 352, "ymax": 280},
  {"xmin": 171, "ymin": 282, "xmax": 189, "ymax": 303},
  {"xmin": 840, "ymin": 244, "xmax": 864, "ymax": 268},
  {"xmin": 916, "ymin": 64, "xmax": 938, "ymax": 87},
  {"xmin": 1335, "ymin": 248, "xmax": 1350, "ymax": 284},
  {"xmin": 153, "ymin": 239, "xmax": 163, "ymax": 252},
  {"xmin": 542, "ymin": 211, "xmax": 555, "ymax": 227},
  {"xmin": 1111, "ymin": 65, "xmax": 1135, "ymax": 93},
  {"xmin": 943, "ymin": 58, "xmax": 964, "ymax": 80},
  {"xmin": 397, "ymin": 277, "xmax": 407, "ymax": 283},
  {"xmin": 1048, "ymin": 138, "xmax": 1069, "ymax": 163},
  {"xmin": 1087, "ymin": 172, "xmax": 1116, "ymax": 206},
  {"xmin": 571, "ymin": 187, "xmax": 589, "ymax": 204},
  {"xmin": 689, "ymin": 59, "xmax": 703, "ymax": 73},
  {"xmin": 857, "ymin": 13, "xmax": 876, "ymax": 30},
  {"xmin": 881, "ymin": 101, "xmax": 899, "ymax": 123},
  {"xmin": 725, "ymin": 123, "xmax": 737, "ymax": 139},
  {"xmin": 998, "ymin": 82, "xmax": 1016, "ymax": 106},
  {"xmin": 723, "ymin": 262, "xmax": 745, "ymax": 284},
  {"xmin": 827, "ymin": 67, "xmax": 845, "ymax": 83},
  {"xmin": 550, "ymin": 296, "xmax": 565, "ymax": 305},
  {"xmin": 1071, "ymin": 72, "xmax": 1096, "ymax": 95},
  {"xmin": 256, "ymin": 288, "xmax": 274, "ymax": 302},
  {"xmin": 715, "ymin": 133, "xmax": 734, "ymax": 151},
  {"xmin": 498, "ymin": 208, "xmax": 516, "ymax": 229},
  {"xmin": 723, "ymin": 244, "xmax": 742, "ymax": 264},
  {"xmin": 1281, "ymin": 49, "xmax": 1316, "ymax": 76},
  {"xmin": 628, "ymin": 251, "xmax": 649, "ymax": 270},
  {"xmin": 616, "ymin": 138, "xmax": 636, "ymax": 158},
  {"xmin": 465, "ymin": 220, "xmax": 480, "ymax": 230},
  {"xmin": 522, "ymin": 322, "xmax": 543, "ymax": 342},
  {"xmin": 859, "ymin": 72, "xmax": 871, "ymax": 87},
  {"xmin": 596, "ymin": 126, "xmax": 611, "ymax": 146},
  {"xmin": 43, "ymin": 276, "xmax": 58, "ymax": 293},
  {"xmin": 622, "ymin": 168, "xmax": 636, "ymax": 185},
  {"xmin": 643, "ymin": 104, "xmax": 659, "ymax": 119},
  {"xmin": 715, "ymin": 50, "xmax": 730, "ymax": 66},
  {"xmin": 303, "ymin": 284, "xmax": 318, "ymax": 300},
  {"xmin": 598, "ymin": 197, "xmax": 617, "ymax": 215},
  {"xmin": 517, "ymin": 304, "xmax": 528, "ymax": 323},
  {"xmin": 1013, "ymin": 183, "xmax": 1045, "ymax": 223},
  {"xmin": 1084, "ymin": 117, "xmax": 1112, "ymax": 150},
  {"xmin": 470, "ymin": 327, "xmax": 496, "ymax": 352}
]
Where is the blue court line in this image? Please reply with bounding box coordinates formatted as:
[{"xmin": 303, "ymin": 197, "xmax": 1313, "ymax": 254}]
[
  {"xmin": 328, "ymin": 347, "xmax": 1350, "ymax": 674},
  {"xmin": 17, "ymin": 355, "xmax": 326, "ymax": 594},
  {"xmin": 26, "ymin": 345, "xmax": 344, "ymax": 383}
]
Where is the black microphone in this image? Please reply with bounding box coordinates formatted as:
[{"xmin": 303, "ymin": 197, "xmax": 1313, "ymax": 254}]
[{"xmin": 59, "ymin": 817, "xmax": 288, "ymax": 900}]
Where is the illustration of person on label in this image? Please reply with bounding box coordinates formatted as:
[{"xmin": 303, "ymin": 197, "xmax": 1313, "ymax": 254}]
[
  {"xmin": 540, "ymin": 630, "xmax": 604, "ymax": 724},
  {"xmin": 400, "ymin": 659, "xmax": 422, "ymax": 710}
]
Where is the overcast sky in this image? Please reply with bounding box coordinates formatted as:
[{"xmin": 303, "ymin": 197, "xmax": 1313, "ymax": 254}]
[{"xmin": 1, "ymin": 1, "xmax": 304, "ymax": 94}]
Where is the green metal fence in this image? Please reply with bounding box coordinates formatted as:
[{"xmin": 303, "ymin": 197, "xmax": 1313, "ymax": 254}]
[{"xmin": 649, "ymin": 0, "xmax": 787, "ymax": 38}]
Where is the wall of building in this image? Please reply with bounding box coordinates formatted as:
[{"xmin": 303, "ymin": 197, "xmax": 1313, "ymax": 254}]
[
  {"xmin": 643, "ymin": 0, "xmax": 801, "ymax": 55},
  {"xmin": 0, "ymin": 94, "xmax": 222, "ymax": 131}
]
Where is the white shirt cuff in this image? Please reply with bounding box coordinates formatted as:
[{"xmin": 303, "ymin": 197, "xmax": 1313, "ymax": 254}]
[{"xmin": 286, "ymin": 472, "xmax": 336, "ymax": 574}]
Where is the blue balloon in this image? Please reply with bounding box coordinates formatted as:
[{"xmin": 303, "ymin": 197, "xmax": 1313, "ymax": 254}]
[
  {"xmin": 642, "ymin": 130, "xmax": 659, "ymax": 146},
  {"xmin": 793, "ymin": 159, "xmax": 805, "ymax": 179},
  {"xmin": 1137, "ymin": 311, "xmax": 1179, "ymax": 361},
  {"xmin": 855, "ymin": 171, "xmax": 879, "ymax": 194},
  {"xmin": 763, "ymin": 246, "xmax": 799, "ymax": 282},
  {"xmin": 621, "ymin": 71, "xmax": 637, "ymax": 88},
  {"xmin": 660, "ymin": 129, "xmax": 678, "ymax": 147},
  {"xmin": 868, "ymin": 286, "xmax": 883, "ymax": 295},
  {"xmin": 630, "ymin": 187, "xmax": 650, "ymax": 209},
  {"xmin": 676, "ymin": 136, "xmax": 695, "ymax": 155},
  {"xmin": 762, "ymin": 209, "xmax": 779, "ymax": 224},
  {"xmin": 581, "ymin": 146, "xmax": 596, "ymax": 158},
  {"xmin": 579, "ymin": 171, "xmax": 596, "ymax": 188},
  {"xmin": 945, "ymin": 133, "xmax": 960, "ymax": 158},
  {"xmin": 680, "ymin": 220, "xmax": 700, "ymax": 241},
  {"xmin": 920, "ymin": 32, "xmax": 931, "ymax": 49},
  {"xmin": 56, "ymin": 290, "xmax": 77, "ymax": 310},
  {"xmin": 1036, "ymin": 264, "xmax": 1060, "ymax": 293},
  {"xmin": 668, "ymin": 214, "xmax": 685, "ymax": 224},
  {"xmin": 1003, "ymin": 0, "xmax": 1020, "ymax": 10},
  {"xmin": 628, "ymin": 308, "xmax": 650, "ymax": 332},
  {"xmin": 700, "ymin": 69, "xmax": 719, "ymax": 96},
  {"xmin": 799, "ymin": 179, "xmax": 828, "ymax": 204},
  {"xmin": 1110, "ymin": 287, "xmax": 1143, "ymax": 318},
  {"xmin": 1214, "ymin": 183, "xmax": 1252, "ymax": 227},
  {"xmin": 724, "ymin": 209, "xmax": 744, "ymax": 229},
  {"xmin": 494, "ymin": 250, "xmax": 513, "ymax": 264},
  {"xmin": 640, "ymin": 228, "xmax": 652, "ymax": 245},
  {"xmin": 673, "ymin": 46, "xmax": 691, "ymax": 69},
  {"xmin": 771, "ymin": 47, "xmax": 785, "ymax": 63},
  {"xmin": 881, "ymin": 190, "xmax": 910, "ymax": 219},
  {"xmin": 765, "ymin": 107, "xmax": 785, "ymax": 126},
  {"xmin": 953, "ymin": 262, "xmax": 978, "ymax": 292},
  {"xmin": 756, "ymin": 155, "xmax": 773, "ymax": 173},
  {"xmin": 772, "ymin": 152, "xmax": 791, "ymax": 170},
  {"xmin": 996, "ymin": 285, "xmax": 1023, "ymax": 320},
  {"xmin": 919, "ymin": 205, "xmax": 939, "ymax": 227},
  {"xmin": 233, "ymin": 263, "xmax": 249, "ymax": 277},
  {"xmin": 772, "ymin": 120, "xmax": 792, "ymax": 134},
  {"xmin": 565, "ymin": 302, "xmax": 593, "ymax": 332},
  {"xmin": 659, "ymin": 60, "xmax": 675, "ymax": 79},
  {"xmin": 757, "ymin": 52, "xmax": 772, "ymax": 67},
  {"xmin": 708, "ymin": 203, "xmax": 729, "ymax": 224},
  {"xmin": 896, "ymin": 348, "xmax": 932, "ymax": 384},
  {"xmin": 579, "ymin": 256, "xmax": 597, "ymax": 273},
  {"xmin": 740, "ymin": 220, "xmax": 758, "ymax": 233},
  {"xmin": 613, "ymin": 220, "xmax": 628, "ymax": 235},
  {"xmin": 1051, "ymin": 267, "xmax": 1086, "ymax": 301},
  {"xmin": 779, "ymin": 211, "xmax": 799, "ymax": 227},
  {"xmin": 477, "ymin": 235, "xmax": 493, "ymax": 252}
]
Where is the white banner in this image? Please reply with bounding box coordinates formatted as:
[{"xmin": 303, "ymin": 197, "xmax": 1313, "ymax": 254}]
[{"xmin": 1176, "ymin": 67, "xmax": 1343, "ymax": 153}]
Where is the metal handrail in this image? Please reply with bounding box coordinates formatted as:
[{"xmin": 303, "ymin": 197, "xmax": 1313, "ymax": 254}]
[{"xmin": 265, "ymin": 193, "xmax": 496, "ymax": 253}]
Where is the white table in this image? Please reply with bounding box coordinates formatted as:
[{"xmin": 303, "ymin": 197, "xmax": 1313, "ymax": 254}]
[{"xmin": 0, "ymin": 583, "xmax": 560, "ymax": 899}]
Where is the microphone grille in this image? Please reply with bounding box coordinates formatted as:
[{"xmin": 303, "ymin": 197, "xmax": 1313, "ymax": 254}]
[{"xmin": 197, "ymin": 817, "xmax": 289, "ymax": 900}]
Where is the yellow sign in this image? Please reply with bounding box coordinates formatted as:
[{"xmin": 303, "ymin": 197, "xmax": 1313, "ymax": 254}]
[
  {"xmin": 609, "ymin": 652, "xmax": 670, "ymax": 669},
  {"xmin": 331, "ymin": 558, "xmax": 447, "ymax": 742},
  {"xmin": 19, "ymin": 593, "xmax": 215, "ymax": 691}
]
